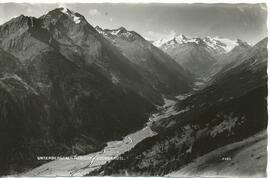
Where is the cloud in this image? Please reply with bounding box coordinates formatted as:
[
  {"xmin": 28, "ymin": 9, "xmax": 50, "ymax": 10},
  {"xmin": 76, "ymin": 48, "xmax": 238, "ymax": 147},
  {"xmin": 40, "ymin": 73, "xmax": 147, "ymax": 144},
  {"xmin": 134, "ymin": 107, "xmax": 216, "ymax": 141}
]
[
  {"xmin": 146, "ymin": 31, "xmax": 163, "ymax": 40},
  {"xmin": 89, "ymin": 9, "xmax": 100, "ymax": 16}
]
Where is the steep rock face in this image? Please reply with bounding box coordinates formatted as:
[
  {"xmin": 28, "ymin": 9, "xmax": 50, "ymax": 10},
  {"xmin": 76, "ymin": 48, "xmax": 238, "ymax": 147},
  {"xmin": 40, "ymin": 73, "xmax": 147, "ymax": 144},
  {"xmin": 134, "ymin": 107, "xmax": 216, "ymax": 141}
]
[
  {"xmin": 90, "ymin": 38, "xmax": 267, "ymax": 176},
  {"xmin": 0, "ymin": 15, "xmax": 51, "ymax": 62},
  {"xmin": 0, "ymin": 8, "xmax": 160, "ymax": 174},
  {"xmin": 0, "ymin": 48, "xmax": 22, "ymax": 74},
  {"xmin": 39, "ymin": 8, "xmax": 187, "ymax": 104},
  {"xmin": 96, "ymin": 26, "xmax": 193, "ymax": 98}
]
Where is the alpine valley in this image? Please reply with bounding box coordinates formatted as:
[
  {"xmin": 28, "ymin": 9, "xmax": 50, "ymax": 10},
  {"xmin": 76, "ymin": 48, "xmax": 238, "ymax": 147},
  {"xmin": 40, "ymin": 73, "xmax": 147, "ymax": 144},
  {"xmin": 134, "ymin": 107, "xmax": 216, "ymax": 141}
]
[{"xmin": 0, "ymin": 7, "xmax": 267, "ymax": 177}]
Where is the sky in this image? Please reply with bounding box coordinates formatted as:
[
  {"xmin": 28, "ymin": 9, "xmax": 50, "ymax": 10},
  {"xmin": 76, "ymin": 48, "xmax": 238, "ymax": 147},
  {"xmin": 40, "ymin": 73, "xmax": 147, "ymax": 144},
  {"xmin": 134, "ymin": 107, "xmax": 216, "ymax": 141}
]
[{"xmin": 0, "ymin": 3, "xmax": 267, "ymax": 44}]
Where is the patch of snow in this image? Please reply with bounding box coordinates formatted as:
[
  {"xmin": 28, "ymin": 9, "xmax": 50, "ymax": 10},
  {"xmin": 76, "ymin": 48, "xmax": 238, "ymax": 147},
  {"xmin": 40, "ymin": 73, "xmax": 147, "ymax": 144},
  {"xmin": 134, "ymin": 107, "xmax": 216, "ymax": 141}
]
[
  {"xmin": 72, "ymin": 16, "xmax": 81, "ymax": 24},
  {"xmin": 11, "ymin": 15, "xmax": 19, "ymax": 20},
  {"xmin": 95, "ymin": 26, "xmax": 108, "ymax": 37},
  {"xmin": 60, "ymin": 7, "xmax": 81, "ymax": 24},
  {"xmin": 61, "ymin": 7, "xmax": 69, "ymax": 14},
  {"xmin": 111, "ymin": 29, "xmax": 121, "ymax": 35},
  {"xmin": 153, "ymin": 38, "xmax": 169, "ymax": 48}
]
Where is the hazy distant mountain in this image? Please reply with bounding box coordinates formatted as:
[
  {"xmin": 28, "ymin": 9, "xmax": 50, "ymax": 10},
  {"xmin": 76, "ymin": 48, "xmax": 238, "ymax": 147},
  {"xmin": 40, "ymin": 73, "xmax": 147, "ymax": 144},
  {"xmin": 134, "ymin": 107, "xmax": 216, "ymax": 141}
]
[
  {"xmin": 208, "ymin": 39, "xmax": 252, "ymax": 78},
  {"xmin": 90, "ymin": 37, "xmax": 267, "ymax": 177},
  {"xmin": 153, "ymin": 35, "xmax": 250, "ymax": 78},
  {"xmin": 96, "ymin": 26, "xmax": 193, "ymax": 97}
]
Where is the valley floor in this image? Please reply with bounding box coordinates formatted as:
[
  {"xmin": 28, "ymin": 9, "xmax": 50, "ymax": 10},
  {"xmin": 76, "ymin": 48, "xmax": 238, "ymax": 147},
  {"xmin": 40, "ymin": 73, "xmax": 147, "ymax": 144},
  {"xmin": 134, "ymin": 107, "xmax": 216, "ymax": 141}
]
[
  {"xmin": 19, "ymin": 97, "xmax": 180, "ymax": 176},
  {"xmin": 18, "ymin": 92, "xmax": 267, "ymax": 177},
  {"xmin": 168, "ymin": 130, "xmax": 267, "ymax": 177}
]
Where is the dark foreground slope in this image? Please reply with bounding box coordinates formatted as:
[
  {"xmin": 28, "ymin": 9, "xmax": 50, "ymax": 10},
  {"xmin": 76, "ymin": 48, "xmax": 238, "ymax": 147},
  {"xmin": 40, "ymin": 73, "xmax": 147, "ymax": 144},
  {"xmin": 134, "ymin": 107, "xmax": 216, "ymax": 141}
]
[{"xmin": 89, "ymin": 38, "xmax": 267, "ymax": 176}]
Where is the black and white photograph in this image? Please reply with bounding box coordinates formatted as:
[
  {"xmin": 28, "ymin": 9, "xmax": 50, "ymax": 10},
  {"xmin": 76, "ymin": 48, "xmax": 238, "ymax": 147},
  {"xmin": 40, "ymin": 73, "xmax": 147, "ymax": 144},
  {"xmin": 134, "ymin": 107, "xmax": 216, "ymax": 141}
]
[{"xmin": 0, "ymin": 0, "xmax": 268, "ymax": 177}]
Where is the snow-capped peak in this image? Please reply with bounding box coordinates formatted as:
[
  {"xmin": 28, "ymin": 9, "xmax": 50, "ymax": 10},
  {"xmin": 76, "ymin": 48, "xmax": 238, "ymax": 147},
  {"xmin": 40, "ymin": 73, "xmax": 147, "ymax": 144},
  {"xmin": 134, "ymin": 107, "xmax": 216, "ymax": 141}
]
[
  {"xmin": 95, "ymin": 26, "xmax": 108, "ymax": 37},
  {"xmin": 96, "ymin": 26, "xmax": 141, "ymax": 41},
  {"xmin": 175, "ymin": 34, "xmax": 188, "ymax": 42},
  {"xmin": 204, "ymin": 36, "xmax": 237, "ymax": 53},
  {"xmin": 61, "ymin": 7, "xmax": 69, "ymax": 14},
  {"xmin": 153, "ymin": 34, "xmax": 201, "ymax": 49},
  {"xmin": 153, "ymin": 35, "xmax": 249, "ymax": 54},
  {"xmin": 60, "ymin": 7, "xmax": 81, "ymax": 24},
  {"xmin": 152, "ymin": 38, "xmax": 171, "ymax": 48},
  {"xmin": 95, "ymin": 26, "xmax": 128, "ymax": 36},
  {"xmin": 110, "ymin": 27, "xmax": 128, "ymax": 35},
  {"xmin": 204, "ymin": 36, "xmax": 250, "ymax": 53}
]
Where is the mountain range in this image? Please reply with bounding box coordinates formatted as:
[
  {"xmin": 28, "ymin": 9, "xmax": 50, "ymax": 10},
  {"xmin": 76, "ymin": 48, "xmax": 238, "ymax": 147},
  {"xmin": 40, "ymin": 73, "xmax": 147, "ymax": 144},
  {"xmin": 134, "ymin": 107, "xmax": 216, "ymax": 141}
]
[
  {"xmin": 0, "ymin": 7, "xmax": 267, "ymax": 177},
  {"xmin": 153, "ymin": 35, "xmax": 251, "ymax": 78}
]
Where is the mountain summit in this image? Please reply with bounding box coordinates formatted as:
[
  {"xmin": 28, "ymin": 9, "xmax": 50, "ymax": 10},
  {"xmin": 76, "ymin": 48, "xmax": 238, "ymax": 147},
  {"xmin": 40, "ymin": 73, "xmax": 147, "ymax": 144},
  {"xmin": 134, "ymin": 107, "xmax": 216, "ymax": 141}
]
[
  {"xmin": 152, "ymin": 35, "xmax": 251, "ymax": 77},
  {"xmin": 153, "ymin": 35, "xmax": 249, "ymax": 55},
  {"xmin": 95, "ymin": 26, "xmax": 145, "ymax": 42}
]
